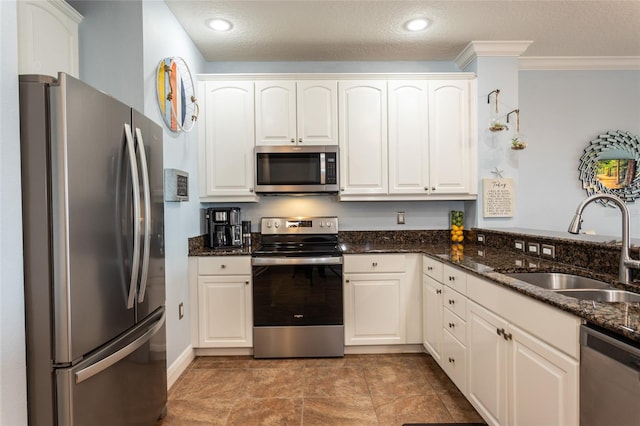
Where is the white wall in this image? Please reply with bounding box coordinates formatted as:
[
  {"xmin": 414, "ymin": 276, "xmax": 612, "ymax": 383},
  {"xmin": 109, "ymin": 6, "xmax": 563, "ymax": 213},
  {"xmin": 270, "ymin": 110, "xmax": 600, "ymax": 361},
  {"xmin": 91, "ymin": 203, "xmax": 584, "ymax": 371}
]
[
  {"xmin": 518, "ymin": 70, "xmax": 640, "ymax": 238},
  {"xmin": 141, "ymin": 0, "xmax": 204, "ymax": 367},
  {"xmin": 0, "ymin": 1, "xmax": 28, "ymax": 425}
]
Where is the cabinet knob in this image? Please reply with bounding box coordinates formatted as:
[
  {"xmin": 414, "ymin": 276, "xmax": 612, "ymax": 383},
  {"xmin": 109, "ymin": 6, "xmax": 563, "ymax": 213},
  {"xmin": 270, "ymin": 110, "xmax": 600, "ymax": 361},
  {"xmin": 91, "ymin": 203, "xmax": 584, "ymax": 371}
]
[
  {"xmin": 436, "ymin": 289, "xmax": 442, "ymax": 294},
  {"xmin": 448, "ymin": 299, "xmax": 455, "ymax": 305},
  {"xmin": 449, "ymin": 322, "xmax": 455, "ymax": 328},
  {"xmin": 245, "ymin": 280, "xmax": 249, "ymax": 285},
  {"xmin": 249, "ymin": 187, "xmax": 254, "ymax": 192},
  {"xmin": 448, "ymin": 357, "xmax": 455, "ymax": 364},
  {"xmin": 427, "ymin": 266, "xmax": 433, "ymax": 271},
  {"xmin": 340, "ymin": 188, "xmax": 345, "ymax": 191},
  {"xmin": 432, "ymin": 187, "xmax": 436, "ymax": 191},
  {"xmin": 372, "ymin": 262, "xmax": 378, "ymax": 267},
  {"xmin": 346, "ymin": 279, "xmax": 350, "ymax": 283},
  {"xmin": 449, "ymin": 276, "xmax": 455, "ymax": 281},
  {"xmin": 298, "ymin": 138, "xmax": 303, "ymax": 144},
  {"xmin": 497, "ymin": 328, "xmax": 503, "ymax": 336},
  {"xmin": 424, "ymin": 187, "xmax": 428, "ymax": 191},
  {"xmin": 221, "ymin": 264, "xmax": 226, "ymax": 269},
  {"xmin": 291, "ymin": 138, "xmax": 295, "ymax": 143}
]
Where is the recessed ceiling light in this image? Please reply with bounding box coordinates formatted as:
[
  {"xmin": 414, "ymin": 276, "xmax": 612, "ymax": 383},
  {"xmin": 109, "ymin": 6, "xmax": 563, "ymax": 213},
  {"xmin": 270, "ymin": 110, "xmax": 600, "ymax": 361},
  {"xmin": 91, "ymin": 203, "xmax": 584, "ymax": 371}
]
[
  {"xmin": 405, "ymin": 18, "xmax": 430, "ymax": 32},
  {"xmin": 206, "ymin": 18, "xmax": 233, "ymax": 32}
]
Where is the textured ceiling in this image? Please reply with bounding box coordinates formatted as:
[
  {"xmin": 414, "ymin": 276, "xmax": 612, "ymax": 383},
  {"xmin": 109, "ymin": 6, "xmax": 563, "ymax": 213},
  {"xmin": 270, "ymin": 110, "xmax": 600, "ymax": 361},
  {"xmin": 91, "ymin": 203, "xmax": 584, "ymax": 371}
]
[{"xmin": 164, "ymin": 0, "xmax": 640, "ymax": 62}]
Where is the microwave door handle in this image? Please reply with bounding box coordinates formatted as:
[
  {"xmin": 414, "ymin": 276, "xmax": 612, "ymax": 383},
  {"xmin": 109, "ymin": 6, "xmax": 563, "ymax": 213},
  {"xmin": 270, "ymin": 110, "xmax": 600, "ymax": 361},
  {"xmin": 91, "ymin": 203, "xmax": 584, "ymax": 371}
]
[
  {"xmin": 134, "ymin": 128, "xmax": 151, "ymax": 303},
  {"xmin": 123, "ymin": 124, "xmax": 140, "ymax": 309},
  {"xmin": 320, "ymin": 152, "xmax": 326, "ymax": 185}
]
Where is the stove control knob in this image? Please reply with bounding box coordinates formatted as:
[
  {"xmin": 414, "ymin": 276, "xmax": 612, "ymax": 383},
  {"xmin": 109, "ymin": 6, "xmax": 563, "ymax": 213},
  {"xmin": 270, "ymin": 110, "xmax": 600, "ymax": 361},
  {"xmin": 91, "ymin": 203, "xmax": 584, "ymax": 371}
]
[
  {"xmin": 266, "ymin": 221, "xmax": 272, "ymax": 228},
  {"xmin": 325, "ymin": 221, "xmax": 332, "ymax": 228},
  {"xmin": 274, "ymin": 221, "xmax": 280, "ymax": 229}
]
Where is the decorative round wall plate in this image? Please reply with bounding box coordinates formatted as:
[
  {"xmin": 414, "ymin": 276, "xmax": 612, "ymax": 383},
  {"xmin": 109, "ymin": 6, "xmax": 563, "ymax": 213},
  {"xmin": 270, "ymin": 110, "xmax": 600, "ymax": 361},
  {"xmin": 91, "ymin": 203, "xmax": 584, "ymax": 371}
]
[{"xmin": 156, "ymin": 57, "xmax": 199, "ymax": 132}]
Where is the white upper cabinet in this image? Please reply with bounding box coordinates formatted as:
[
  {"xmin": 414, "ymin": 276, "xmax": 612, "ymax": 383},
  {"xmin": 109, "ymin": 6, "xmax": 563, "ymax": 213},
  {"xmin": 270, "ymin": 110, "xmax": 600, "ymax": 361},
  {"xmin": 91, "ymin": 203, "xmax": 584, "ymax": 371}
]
[
  {"xmin": 255, "ymin": 80, "xmax": 338, "ymax": 146},
  {"xmin": 429, "ymin": 80, "xmax": 474, "ymax": 194},
  {"xmin": 198, "ymin": 81, "xmax": 257, "ymax": 201},
  {"xmin": 17, "ymin": 0, "xmax": 83, "ymax": 78},
  {"xmin": 388, "ymin": 81, "xmax": 430, "ymax": 195},
  {"xmin": 338, "ymin": 80, "xmax": 388, "ymax": 196}
]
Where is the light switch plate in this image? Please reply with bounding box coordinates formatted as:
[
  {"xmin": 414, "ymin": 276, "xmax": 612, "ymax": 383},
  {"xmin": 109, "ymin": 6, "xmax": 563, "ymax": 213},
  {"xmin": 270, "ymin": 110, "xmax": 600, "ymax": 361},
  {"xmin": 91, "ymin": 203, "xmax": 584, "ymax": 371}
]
[
  {"xmin": 397, "ymin": 212, "xmax": 405, "ymax": 224},
  {"xmin": 477, "ymin": 234, "xmax": 485, "ymax": 243}
]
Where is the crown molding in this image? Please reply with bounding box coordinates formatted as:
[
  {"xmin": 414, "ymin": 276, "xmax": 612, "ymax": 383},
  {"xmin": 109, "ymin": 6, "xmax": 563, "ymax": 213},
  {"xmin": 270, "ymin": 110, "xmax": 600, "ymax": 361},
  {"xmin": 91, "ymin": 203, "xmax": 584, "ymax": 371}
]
[
  {"xmin": 455, "ymin": 41, "xmax": 533, "ymax": 69},
  {"xmin": 519, "ymin": 56, "xmax": 640, "ymax": 71}
]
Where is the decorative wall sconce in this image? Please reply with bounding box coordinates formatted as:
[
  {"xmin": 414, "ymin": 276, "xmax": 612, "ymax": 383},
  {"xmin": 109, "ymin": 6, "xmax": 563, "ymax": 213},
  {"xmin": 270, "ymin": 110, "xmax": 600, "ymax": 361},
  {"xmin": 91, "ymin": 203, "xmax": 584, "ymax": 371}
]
[
  {"xmin": 506, "ymin": 109, "xmax": 526, "ymax": 150},
  {"xmin": 487, "ymin": 90, "xmax": 507, "ymax": 132}
]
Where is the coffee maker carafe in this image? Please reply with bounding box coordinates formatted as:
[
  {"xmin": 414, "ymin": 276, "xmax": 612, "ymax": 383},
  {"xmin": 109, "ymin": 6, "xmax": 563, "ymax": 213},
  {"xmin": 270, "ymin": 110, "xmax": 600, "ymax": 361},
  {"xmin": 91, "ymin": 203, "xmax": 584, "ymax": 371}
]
[{"xmin": 206, "ymin": 207, "xmax": 242, "ymax": 248}]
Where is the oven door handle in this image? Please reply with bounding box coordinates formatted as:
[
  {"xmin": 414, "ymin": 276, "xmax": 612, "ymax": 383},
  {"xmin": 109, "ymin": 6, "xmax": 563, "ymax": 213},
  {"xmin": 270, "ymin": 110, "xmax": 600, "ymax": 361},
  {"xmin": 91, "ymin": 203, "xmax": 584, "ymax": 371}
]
[{"xmin": 251, "ymin": 256, "xmax": 343, "ymax": 266}]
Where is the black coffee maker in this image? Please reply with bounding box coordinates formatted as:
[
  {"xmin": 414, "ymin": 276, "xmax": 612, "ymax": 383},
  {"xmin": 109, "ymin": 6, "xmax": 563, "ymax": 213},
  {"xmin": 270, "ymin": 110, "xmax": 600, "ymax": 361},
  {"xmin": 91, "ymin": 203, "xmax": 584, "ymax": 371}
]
[{"xmin": 206, "ymin": 207, "xmax": 242, "ymax": 248}]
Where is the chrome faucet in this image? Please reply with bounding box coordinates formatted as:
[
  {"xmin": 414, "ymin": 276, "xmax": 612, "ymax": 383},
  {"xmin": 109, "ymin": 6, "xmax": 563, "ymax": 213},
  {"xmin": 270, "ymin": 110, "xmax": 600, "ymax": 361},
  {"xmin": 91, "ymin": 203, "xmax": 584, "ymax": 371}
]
[{"xmin": 568, "ymin": 193, "xmax": 640, "ymax": 283}]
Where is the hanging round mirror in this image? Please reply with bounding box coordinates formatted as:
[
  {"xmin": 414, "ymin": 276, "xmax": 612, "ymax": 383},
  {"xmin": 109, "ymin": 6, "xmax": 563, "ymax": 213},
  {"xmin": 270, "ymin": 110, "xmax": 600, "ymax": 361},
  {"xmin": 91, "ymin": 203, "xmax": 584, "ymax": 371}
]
[{"xmin": 578, "ymin": 130, "xmax": 640, "ymax": 206}]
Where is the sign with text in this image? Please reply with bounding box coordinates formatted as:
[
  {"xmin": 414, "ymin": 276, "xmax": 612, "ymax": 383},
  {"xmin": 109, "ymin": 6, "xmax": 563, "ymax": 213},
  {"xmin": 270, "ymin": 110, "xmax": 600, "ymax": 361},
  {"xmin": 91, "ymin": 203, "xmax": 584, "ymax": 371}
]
[{"xmin": 483, "ymin": 178, "xmax": 514, "ymax": 217}]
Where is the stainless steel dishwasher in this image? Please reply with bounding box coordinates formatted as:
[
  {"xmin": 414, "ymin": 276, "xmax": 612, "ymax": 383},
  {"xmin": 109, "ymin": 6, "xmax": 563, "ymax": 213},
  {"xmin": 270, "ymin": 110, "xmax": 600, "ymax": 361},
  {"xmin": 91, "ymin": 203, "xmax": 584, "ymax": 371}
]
[{"xmin": 580, "ymin": 324, "xmax": 640, "ymax": 426}]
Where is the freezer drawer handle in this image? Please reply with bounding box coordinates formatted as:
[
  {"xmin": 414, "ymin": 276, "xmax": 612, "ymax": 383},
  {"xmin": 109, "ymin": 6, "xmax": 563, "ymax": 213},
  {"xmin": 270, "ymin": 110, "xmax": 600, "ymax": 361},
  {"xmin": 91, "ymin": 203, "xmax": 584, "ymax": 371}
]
[
  {"xmin": 135, "ymin": 127, "xmax": 152, "ymax": 303},
  {"xmin": 124, "ymin": 124, "xmax": 141, "ymax": 309},
  {"xmin": 74, "ymin": 311, "xmax": 165, "ymax": 384}
]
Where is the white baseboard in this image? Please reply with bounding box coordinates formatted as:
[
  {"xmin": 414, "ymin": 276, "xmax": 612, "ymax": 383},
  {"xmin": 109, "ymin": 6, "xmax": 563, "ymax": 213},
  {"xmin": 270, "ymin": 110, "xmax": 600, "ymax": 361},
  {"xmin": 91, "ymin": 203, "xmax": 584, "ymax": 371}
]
[
  {"xmin": 194, "ymin": 347, "xmax": 253, "ymax": 356},
  {"xmin": 167, "ymin": 345, "xmax": 195, "ymax": 390}
]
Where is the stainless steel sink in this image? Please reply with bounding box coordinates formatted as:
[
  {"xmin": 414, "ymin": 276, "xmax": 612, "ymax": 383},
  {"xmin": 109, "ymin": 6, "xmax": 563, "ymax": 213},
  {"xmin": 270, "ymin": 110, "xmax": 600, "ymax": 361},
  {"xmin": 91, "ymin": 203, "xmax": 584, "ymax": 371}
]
[
  {"xmin": 555, "ymin": 289, "xmax": 640, "ymax": 303},
  {"xmin": 506, "ymin": 272, "xmax": 612, "ymax": 290}
]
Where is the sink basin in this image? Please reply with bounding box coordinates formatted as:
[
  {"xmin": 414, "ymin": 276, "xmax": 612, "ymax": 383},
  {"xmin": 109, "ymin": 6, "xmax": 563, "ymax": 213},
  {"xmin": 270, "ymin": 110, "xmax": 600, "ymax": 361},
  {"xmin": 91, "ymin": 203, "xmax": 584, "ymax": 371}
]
[
  {"xmin": 554, "ymin": 289, "xmax": 640, "ymax": 303},
  {"xmin": 506, "ymin": 272, "xmax": 612, "ymax": 290}
]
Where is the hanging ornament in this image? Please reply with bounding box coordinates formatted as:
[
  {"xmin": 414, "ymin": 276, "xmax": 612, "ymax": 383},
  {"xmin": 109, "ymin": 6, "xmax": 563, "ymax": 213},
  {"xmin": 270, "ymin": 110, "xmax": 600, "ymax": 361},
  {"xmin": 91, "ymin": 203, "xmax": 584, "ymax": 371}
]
[
  {"xmin": 487, "ymin": 89, "xmax": 508, "ymax": 132},
  {"xmin": 507, "ymin": 109, "xmax": 526, "ymax": 150}
]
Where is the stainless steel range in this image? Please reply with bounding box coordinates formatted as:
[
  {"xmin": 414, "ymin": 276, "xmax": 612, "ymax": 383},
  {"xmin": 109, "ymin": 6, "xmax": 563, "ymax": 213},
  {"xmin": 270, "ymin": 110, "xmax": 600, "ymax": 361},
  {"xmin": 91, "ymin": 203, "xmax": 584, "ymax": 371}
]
[{"xmin": 251, "ymin": 217, "xmax": 344, "ymax": 358}]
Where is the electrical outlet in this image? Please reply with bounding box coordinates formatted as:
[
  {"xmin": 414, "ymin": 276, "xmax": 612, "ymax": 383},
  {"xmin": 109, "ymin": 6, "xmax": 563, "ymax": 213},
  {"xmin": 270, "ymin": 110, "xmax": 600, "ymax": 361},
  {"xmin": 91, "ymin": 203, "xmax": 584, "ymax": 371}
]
[
  {"xmin": 541, "ymin": 244, "xmax": 556, "ymax": 258},
  {"xmin": 178, "ymin": 302, "xmax": 184, "ymax": 319},
  {"xmin": 397, "ymin": 212, "xmax": 405, "ymax": 224},
  {"xmin": 527, "ymin": 242, "xmax": 540, "ymax": 255},
  {"xmin": 477, "ymin": 234, "xmax": 485, "ymax": 244},
  {"xmin": 514, "ymin": 240, "xmax": 525, "ymax": 251}
]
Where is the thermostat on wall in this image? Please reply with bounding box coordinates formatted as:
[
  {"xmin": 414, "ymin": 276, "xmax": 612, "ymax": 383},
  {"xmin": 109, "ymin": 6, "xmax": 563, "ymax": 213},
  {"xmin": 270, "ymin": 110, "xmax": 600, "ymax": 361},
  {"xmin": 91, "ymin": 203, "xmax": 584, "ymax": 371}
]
[{"xmin": 164, "ymin": 169, "xmax": 189, "ymax": 202}]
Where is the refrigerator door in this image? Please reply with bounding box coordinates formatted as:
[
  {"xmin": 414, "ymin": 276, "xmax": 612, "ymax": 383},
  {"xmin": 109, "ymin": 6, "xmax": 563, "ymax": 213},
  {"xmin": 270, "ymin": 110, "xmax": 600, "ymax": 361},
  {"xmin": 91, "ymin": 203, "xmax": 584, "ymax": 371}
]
[
  {"xmin": 49, "ymin": 73, "xmax": 137, "ymax": 363},
  {"xmin": 56, "ymin": 308, "xmax": 167, "ymax": 426},
  {"xmin": 131, "ymin": 109, "xmax": 165, "ymax": 321}
]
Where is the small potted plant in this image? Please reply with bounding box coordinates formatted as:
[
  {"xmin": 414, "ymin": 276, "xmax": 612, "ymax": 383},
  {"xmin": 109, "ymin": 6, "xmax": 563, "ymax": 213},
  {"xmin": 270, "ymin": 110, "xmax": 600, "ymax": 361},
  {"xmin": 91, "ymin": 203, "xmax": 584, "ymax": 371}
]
[
  {"xmin": 511, "ymin": 136, "xmax": 526, "ymax": 150},
  {"xmin": 489, "ymin": 120, "xmax": 508, "ymax": 132}
]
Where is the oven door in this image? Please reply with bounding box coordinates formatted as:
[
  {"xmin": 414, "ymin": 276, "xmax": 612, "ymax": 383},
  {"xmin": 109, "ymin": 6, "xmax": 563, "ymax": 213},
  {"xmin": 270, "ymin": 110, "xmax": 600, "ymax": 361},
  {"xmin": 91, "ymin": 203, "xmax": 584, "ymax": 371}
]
[{"xmin": 251, "ymin": 256, "xmax": 343, "ymax": 326}]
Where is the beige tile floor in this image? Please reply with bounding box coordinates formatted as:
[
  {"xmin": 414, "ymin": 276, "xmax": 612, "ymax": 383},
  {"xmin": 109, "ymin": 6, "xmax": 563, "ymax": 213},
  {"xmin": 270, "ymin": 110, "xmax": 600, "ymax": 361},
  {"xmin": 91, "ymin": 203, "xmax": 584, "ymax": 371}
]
[{"xmin": 159, "ymin": 353, "xmax": 484, "ymax": 426}]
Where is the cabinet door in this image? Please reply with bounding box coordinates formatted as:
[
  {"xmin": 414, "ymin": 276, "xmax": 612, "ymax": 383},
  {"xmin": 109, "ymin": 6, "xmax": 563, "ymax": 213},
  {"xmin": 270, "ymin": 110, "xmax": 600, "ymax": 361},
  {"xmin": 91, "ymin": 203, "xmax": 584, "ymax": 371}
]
[
  {"xmin": 388, "ymin": 81, "xmax": 430, "ymax": 194},
  {"xmin": 423, "ymin": 275, "xmax": 443, "ymax": 362},
  {"xmin": 428, "ymin": 80, "xmax": 471, "ymax": 194},
  {"xmin": 344, "ymin": 273, "xmax": 405, "ymax": 345},
  {"xmin": 297, "ymin": 80, "xmax": 338, "ymax": 145},
  {"xmin": 198, "ymin": 275, "xmax": 252, "ymax": 347},
  {"xmin": 199, "ymin": 81, "xmax": 256, "ymax": 200},
  {"xmin": 508, "ymin": 324, "xmax": 579, "ymax": 426},
  {"xmin": 18, "ymin": 0, "xmax": 83, "ymax": 78},
  {"xmin": 338, "ymin": 81, "xmax": 388, "ymax": 196},
  {"xmin": 467, "ymin": 301, "xmax": 509, "ymax": 426},
  {"xmin": 255, "ymin": 81, "xmax": 297, "ymax": 145}
]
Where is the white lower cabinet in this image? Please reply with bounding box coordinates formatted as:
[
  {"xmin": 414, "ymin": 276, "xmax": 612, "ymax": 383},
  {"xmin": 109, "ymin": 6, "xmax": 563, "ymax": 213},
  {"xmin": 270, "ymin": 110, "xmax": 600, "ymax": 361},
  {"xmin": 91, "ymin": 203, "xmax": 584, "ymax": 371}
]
[
  {"xmin": 190, "ymin": 257, "xmax": 253, "ymax": 348},
  {"xmin": 343, "ymin": 254, "xmax": 423, "ymax": 346},
  {"xmin": 467, "ymin": 277, "xmax": 579, "ymax": 426}
]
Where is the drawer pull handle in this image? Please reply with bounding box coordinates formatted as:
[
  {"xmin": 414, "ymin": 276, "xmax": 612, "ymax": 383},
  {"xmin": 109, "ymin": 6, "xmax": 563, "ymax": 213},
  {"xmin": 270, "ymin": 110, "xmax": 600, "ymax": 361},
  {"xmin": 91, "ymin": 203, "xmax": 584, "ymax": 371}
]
[
  {"xmin": 372, "ymin": 262, "xmax": 378, "ymax": 267},
  {"xmin": 497, "ymin": 328, "xmax": 503, "ymax": 336},
  {"xmin": 503, "ymin": 331, "xmax": 513, "ymax": 341},
  {"xmin": 448, "ymin": 299, "xmax": 455, "ymax": 305},
  {"xmin": 436, "ymin": 289, "xmax": 442, "ymax": 294},
  {"xmin": 449, "ymin": 322, "xmax": 455, "ymax": 328},
  {"xmin": 448, "ymin": 357, "xmax": 455, "ymax": 364},
  {"xmin": 427, "ymin": 266, "xmax": 433, "ymax": 271},
  {"xmin": 449, "ymin": 276, "xmax": 455, "ymax": 281}
]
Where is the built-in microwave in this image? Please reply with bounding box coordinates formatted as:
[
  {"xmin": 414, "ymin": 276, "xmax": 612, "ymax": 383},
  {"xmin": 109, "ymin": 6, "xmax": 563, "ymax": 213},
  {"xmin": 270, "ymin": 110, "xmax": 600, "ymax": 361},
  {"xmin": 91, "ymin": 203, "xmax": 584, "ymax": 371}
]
[{"xmin": 255, "ymin": 145, "xmax": 339, "ymax": 194}]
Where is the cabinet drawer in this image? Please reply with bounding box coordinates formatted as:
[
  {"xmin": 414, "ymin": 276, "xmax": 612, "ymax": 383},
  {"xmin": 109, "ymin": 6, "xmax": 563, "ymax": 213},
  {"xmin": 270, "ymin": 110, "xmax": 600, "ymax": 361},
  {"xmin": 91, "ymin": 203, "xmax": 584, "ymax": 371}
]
[
  {"xmin": 442, "ymin": 329, "xmax": 467, "ymax": 393},
  {"xmin": 423, "ymin": 256, "xmax": 443, "ymax": 282},
  {"xmin": 198, "ymin": 256, "xmax": 251, "ymax": 275},
  {"xmin": 444, "ymin": 308, "xmax": 466, "ymax": 344},
  {"xmin": 344, "ymin": 254, "xmax": 405, "ymax": 273},
  {"xmin": 443, "ymin": 264, "xmax": 467, "ymax": 294},
  {"xmin": 443, "ymin": 286, "xmax": 467, "ymax": 320}
]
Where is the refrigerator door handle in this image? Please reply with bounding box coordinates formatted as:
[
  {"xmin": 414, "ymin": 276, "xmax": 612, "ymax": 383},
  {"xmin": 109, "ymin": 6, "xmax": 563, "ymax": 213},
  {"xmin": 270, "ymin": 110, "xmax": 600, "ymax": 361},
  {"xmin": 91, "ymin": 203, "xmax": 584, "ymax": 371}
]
[
  {"xmin": 74, "ymin": 310, "xmax": 165, "ymax": 384},
  {"xmin": 124, "ymin": 124, "xmax": 141, "ymax": 309},
  {"xmin": 135, "ymin": 127, "xmax": 152, "ymax": 303}
]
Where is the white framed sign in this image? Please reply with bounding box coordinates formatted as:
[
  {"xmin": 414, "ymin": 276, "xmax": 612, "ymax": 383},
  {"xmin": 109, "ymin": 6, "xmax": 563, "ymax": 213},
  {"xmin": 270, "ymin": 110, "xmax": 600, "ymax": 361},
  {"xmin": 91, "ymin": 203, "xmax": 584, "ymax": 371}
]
[{"xmin": 483, "ymin": 178, "xmax": 515, "ymax": 217}]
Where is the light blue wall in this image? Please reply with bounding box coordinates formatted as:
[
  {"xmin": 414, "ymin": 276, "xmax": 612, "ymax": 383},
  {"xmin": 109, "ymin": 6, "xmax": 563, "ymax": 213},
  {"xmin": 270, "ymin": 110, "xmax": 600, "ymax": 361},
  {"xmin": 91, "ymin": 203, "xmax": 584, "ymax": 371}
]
[
  {"xmin": 518, "ymin": 70, "xmax": 640, "ymax": 238},
  {"xmin": 0, "ymin": 2, "xmax": 28, "ymax": 424}
]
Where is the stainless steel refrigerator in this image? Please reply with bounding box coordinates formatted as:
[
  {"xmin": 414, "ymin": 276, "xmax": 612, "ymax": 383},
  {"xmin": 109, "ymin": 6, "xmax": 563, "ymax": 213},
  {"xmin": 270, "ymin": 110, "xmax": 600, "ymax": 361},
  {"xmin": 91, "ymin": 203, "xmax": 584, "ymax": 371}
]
[{"xmin": 19, "ymin": 73, "xmax": 167, "ymax": 425}]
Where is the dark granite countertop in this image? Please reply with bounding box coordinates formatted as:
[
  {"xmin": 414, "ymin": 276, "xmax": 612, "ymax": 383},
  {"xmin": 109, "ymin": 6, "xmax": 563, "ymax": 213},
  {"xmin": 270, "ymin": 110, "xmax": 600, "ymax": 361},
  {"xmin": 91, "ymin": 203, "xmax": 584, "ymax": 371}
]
[
  {"xmin": 189, "ymin": 231, "xmax": 640, "ymax": 344},
  {"xmin": 341, "ymin": 241, "xmax": 640, "ymax": 344}
]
